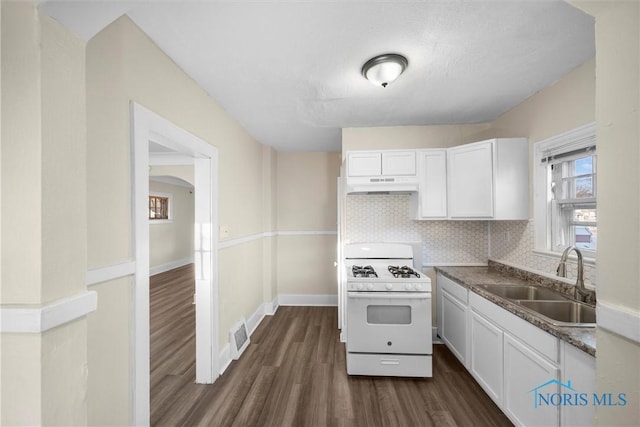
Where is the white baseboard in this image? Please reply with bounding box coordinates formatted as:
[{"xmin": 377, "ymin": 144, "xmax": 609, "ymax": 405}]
[
  {"xmin": 218, "ymin": 344, "xmax": 232, "ymax": 375},
  {"xmin": 218, "ymin": 296, "xmax": 280, "ymax": 376},
  {"xmin": 218, "ymin": 295, "xmax": 334, "ymax": 375},
  {"xmin": 246, "ymin": 297, "xmax": 279, "ymax": 336},
  {"xmin": 278, "ymin": 294, "xmax": 338, "ymax": 306},
  {"xmin": 432, "ymin": 327, "xmax": 443, "ymax": 344},
  {"xmin": 149, "ymin": 257, "xmax": 194, "ymax": 276}
]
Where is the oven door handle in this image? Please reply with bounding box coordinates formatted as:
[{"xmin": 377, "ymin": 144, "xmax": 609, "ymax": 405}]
[{"xmin": 347, "ymin": 292, "xmax": 431, "ymax": 300}]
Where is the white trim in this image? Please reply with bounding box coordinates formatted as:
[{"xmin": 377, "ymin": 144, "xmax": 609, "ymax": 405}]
[
  {"xmin": 432, "ymin": 327, "xmax": 442, "ymax": 343},
  {"xmin": 218, "ymin": 344, "xmax": 232, "ymax": 375},
  {"xmin": 531, "ymin": 249, "xmax": 596, "ymax": 266},
  {"xmin": 277, "ymin": 230, "xmax": 337, "ymax": 236},
  {"xmin": 218, "ymin": 296, "xmax": 280, "ymax": 375},
  {"xmin": 149, "ymin": 257, "xmax": 194, "ymax": 276},
  {"xmin": 597, "ymin": 302, "xmax": 640, "ymax": 345},
  {"xmin": 86, "ymin": 261, "xmax": 136, "ymax": 286},
  {"xmin": 278, "ymin": 294, "xmax": 338, "ymax": 306},
  {"xmin": 533, "ymin": 122, "xmax": 597, "ymax": 254},
  {"xmin": 219, "ymin": 232, "xmax": 268, "ymax": 249},
  {"xmin": 149, "ymin": 153, "xmax": 195, "ymax": 166},
  {"xmin": 1, "ymin": 291, "xmax": 97, "ymax": 333},
  {"xmin": 246, "ymin": 301, "xmax": 274, "ymax": 336},
  {"xmin": 131, "ymin": 103, "xmax": 220, "ymax": 426},
  {"xmin": 218, "ymin": 230, "xmax": 337, "ymax": 250}
]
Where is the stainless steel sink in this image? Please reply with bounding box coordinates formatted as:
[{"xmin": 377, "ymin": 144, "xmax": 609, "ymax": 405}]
[
  {"xmin": 477, "ymin": 284, "xmax": 568, "ymax": 301},
  {"xmin": 518, "ymin": 300, "xmax": 596, "ymax": 327}
]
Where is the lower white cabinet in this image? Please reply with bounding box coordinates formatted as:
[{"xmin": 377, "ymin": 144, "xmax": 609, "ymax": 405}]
[
  {"xmin": 561, "ymin": 342, "xmax": 596, "ymax": 427},
  {"xmin": 470, "ymin": 310, "xmax": 504, "ymax": 405},
  {"xmin": 504, "ymin": 333, "xmax": 560, "ymax": 427},
  {"xmin": 437, "ymin": 273, "xmax": 468, "ymax": 367},
  {"xmin": 437, "ymin": 274, "xmax": 595, "ymax": 427},
  {"xmin": 442, "ymin": 290, "xmax": 468, "ymax": 366}
]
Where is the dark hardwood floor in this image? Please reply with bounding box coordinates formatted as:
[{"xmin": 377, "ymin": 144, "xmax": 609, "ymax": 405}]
[{"xmin": 150, "ymin": 265, "xmax": 512, "ymax": 426}]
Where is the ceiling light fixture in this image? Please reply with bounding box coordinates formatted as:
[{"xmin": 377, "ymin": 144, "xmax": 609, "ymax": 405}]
[{"xmin": 361, "ymin": 53, "xmax": 408, "ymax": 88}]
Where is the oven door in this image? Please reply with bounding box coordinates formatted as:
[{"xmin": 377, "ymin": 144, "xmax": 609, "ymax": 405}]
[{"xmin": 347, "ymin": 292, "xmax": 432, "ymax": 355}]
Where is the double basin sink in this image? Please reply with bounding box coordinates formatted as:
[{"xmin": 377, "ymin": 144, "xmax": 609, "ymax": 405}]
[{"xmin": 476, "ymin": 284, "xmax": 595, "ymax": 327}]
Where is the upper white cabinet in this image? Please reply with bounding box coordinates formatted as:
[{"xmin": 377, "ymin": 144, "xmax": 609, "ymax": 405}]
[
  {"xmin": 447, "ymin": 138, "xmax": 529, "ymax": 220},
  {"xmin": 347, "ymin": 150, "xmax": 416, "ymax": 177},
  {"xmin": 381, "ymin": 151, "xmax": 416, "ymax": 176},
  {"xmin": 347, "ymin": 151, "xmax": 382, "ymax": 176},
  {"xmin": 411, "ymin": 149, "xmax": 448, "ymax": 219}
]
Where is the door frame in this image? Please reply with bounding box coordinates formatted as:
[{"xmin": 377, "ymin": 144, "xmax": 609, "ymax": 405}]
[{"xmin": 131, "ymin": 103, "xmax": 220, "ymax": 425}]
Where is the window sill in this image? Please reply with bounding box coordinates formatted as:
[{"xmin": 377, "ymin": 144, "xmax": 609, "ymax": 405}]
[
  {"xmin": 149, "ymin": 219, "xmax": 173, "ymax": 225},
  {"xmin": 532, "ymin": 248, "xmax": 596, "ymax": 266}
]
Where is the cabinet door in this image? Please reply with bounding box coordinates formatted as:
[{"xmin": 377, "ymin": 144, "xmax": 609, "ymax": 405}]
[
  {"xmin": 561, "ymin": 343, "xmax": 595, "ymax": 427},
  {"xmin": 448, "ymin": 141, "xmax": 494, "ymax": 218},
  {"xmin": 418, "ymin": 150, "xmax": 447, "ymax": 218},
  {"xmin": 504, "ymin": 333, "xmax": 560, "ymax": 427},
  {"xmin": 441, "ymin": 290, "xmax": 468, "ymax": 366},
  {"xmin": 348, "ymin": 152, "xmax": 381, "ymax": 177},
  {"xmin": 470, "ymin": 311, "xmax": 503, "ymax": 405},
  {"xmin": 382, "ymin": 151, "xmax": 416, "ymax": 176}
]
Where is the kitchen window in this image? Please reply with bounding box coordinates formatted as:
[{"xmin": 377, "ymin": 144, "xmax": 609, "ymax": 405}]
[
  {"xmin": 149, "ymin": 192, "xmax": 173, "ymax": 222},
  {"xmin": 534, "ymin": 123, "xmax": 596, "ymax": 259}
]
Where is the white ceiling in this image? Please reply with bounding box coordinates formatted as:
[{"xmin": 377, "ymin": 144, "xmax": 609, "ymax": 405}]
[{"xmin": 40, "ymin": 0, "xmax": 594, "ymax": 152}]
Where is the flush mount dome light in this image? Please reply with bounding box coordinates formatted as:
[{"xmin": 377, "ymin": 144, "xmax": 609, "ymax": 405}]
[{"xmin": 362, "ymin": 53, "xmax": 408, "ymax": 88}]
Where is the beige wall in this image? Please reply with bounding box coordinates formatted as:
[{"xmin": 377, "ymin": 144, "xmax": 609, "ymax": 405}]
[
  {"xmin": 276, "ymin": 152, "xmax": 341, "ymax": 296},
  {"xmin": 477, "ymin": 57, "xmax": 596, "ymax": 144},
  {"xmin": 1, "ymin": 2, "xmax": 88, "ymax": 425},
  {"xmin": 277, "ymin": 152, "xmax": 341, "ymax": 231},
  {"xmin": 149, "ymin": 180, "xmax": 194, "ymax": 269},
  {"xmin": 571, "ymin": 2, "xmax": 640, "ymax": 425},
  {"xmin": 86, "ymin": 16, "xmax": 270, "ymax": 424},
  {"xmin": 342, "ymin": 123, "xmax": 490, "ymax": 155}
]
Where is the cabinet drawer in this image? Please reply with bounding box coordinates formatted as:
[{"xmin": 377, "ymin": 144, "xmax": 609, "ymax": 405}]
[
  {"xmin": 438, "ymin": 274, "xmax": 468, "ymax": 303},
  {"xmin": 347, "ymin": 353, "xmax": 432, "ymax": 377},
  {"xmin": 470, "ymin": 292, "xmax": 559, "ymax": 363}
]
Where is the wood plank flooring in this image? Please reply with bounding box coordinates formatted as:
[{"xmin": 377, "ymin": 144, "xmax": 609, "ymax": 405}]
[{"xmin": 150, "ymin": 265, "xmax": 512, "ymax": 426}]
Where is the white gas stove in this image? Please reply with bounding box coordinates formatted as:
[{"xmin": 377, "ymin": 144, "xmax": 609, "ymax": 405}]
[{"xmin": 344, "ymin": 243, "xmax": 433, "ymax": 378}]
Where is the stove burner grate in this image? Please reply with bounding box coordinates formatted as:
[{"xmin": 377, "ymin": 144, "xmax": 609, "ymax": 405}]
[
  {"xmin": 352, "ymin": 265, "xmax": 378, "ymax": 278},
  {"xmin": 388, "ymin": 265, "xmax": 421, "ymax": 278}
]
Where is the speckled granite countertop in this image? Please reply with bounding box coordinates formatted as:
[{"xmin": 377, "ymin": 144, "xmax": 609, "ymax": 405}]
[{"xmin": 434, "ymin": 261, "xmax": 596, "ymax": 357}]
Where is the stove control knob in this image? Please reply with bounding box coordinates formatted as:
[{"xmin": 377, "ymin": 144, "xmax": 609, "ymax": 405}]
[
  {"xmin": 367, "ymin": 283, "xmax": 374, "ymax": 291},
  {"xmin": 405, "ymin": 283, "xmax": 412, "ymax": 290},
  {"xmin": 414, "ymin": 283, "xmax": 422, "ymax": 290},
  {"xmin": 385, "ymin": 283, "xmax": 393, "ymax": 291},
  {"xmin": 357, "ymin": 283, "xmax": 364, "ymax": 290}
]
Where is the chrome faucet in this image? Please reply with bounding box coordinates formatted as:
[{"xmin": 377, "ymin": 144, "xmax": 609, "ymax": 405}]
[{"xmin": 557, "ymin": 246, "xmax": 588, "ymax": 302}]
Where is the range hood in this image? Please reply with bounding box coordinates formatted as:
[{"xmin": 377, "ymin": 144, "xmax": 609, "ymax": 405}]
[{"xmin": 346, "ymin": 175, "xmax": 419, "ymax": 194}]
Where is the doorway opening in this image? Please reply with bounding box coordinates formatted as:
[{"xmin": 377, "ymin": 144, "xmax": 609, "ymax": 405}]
[{"xmin": 131, "ymin": 103, "xmax": 219, "ymax": 426}]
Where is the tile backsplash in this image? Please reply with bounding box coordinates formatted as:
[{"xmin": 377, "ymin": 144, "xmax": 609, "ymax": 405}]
[
  {"xmin": 345, "ymin": 194, "xmax": 488, "ymax": 266},
  {"xmin": 489, "ymin": 220, "xmax": 596, "ymax": 285},
  {"xmin": 345, "ymin": 195, "xmax": 597, "ymax": 285}
]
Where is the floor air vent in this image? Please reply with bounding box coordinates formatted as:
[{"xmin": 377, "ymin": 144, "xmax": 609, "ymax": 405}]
[{"xmin": 230, "ymin": 318, "xmax": 250, "ymax": 360}]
